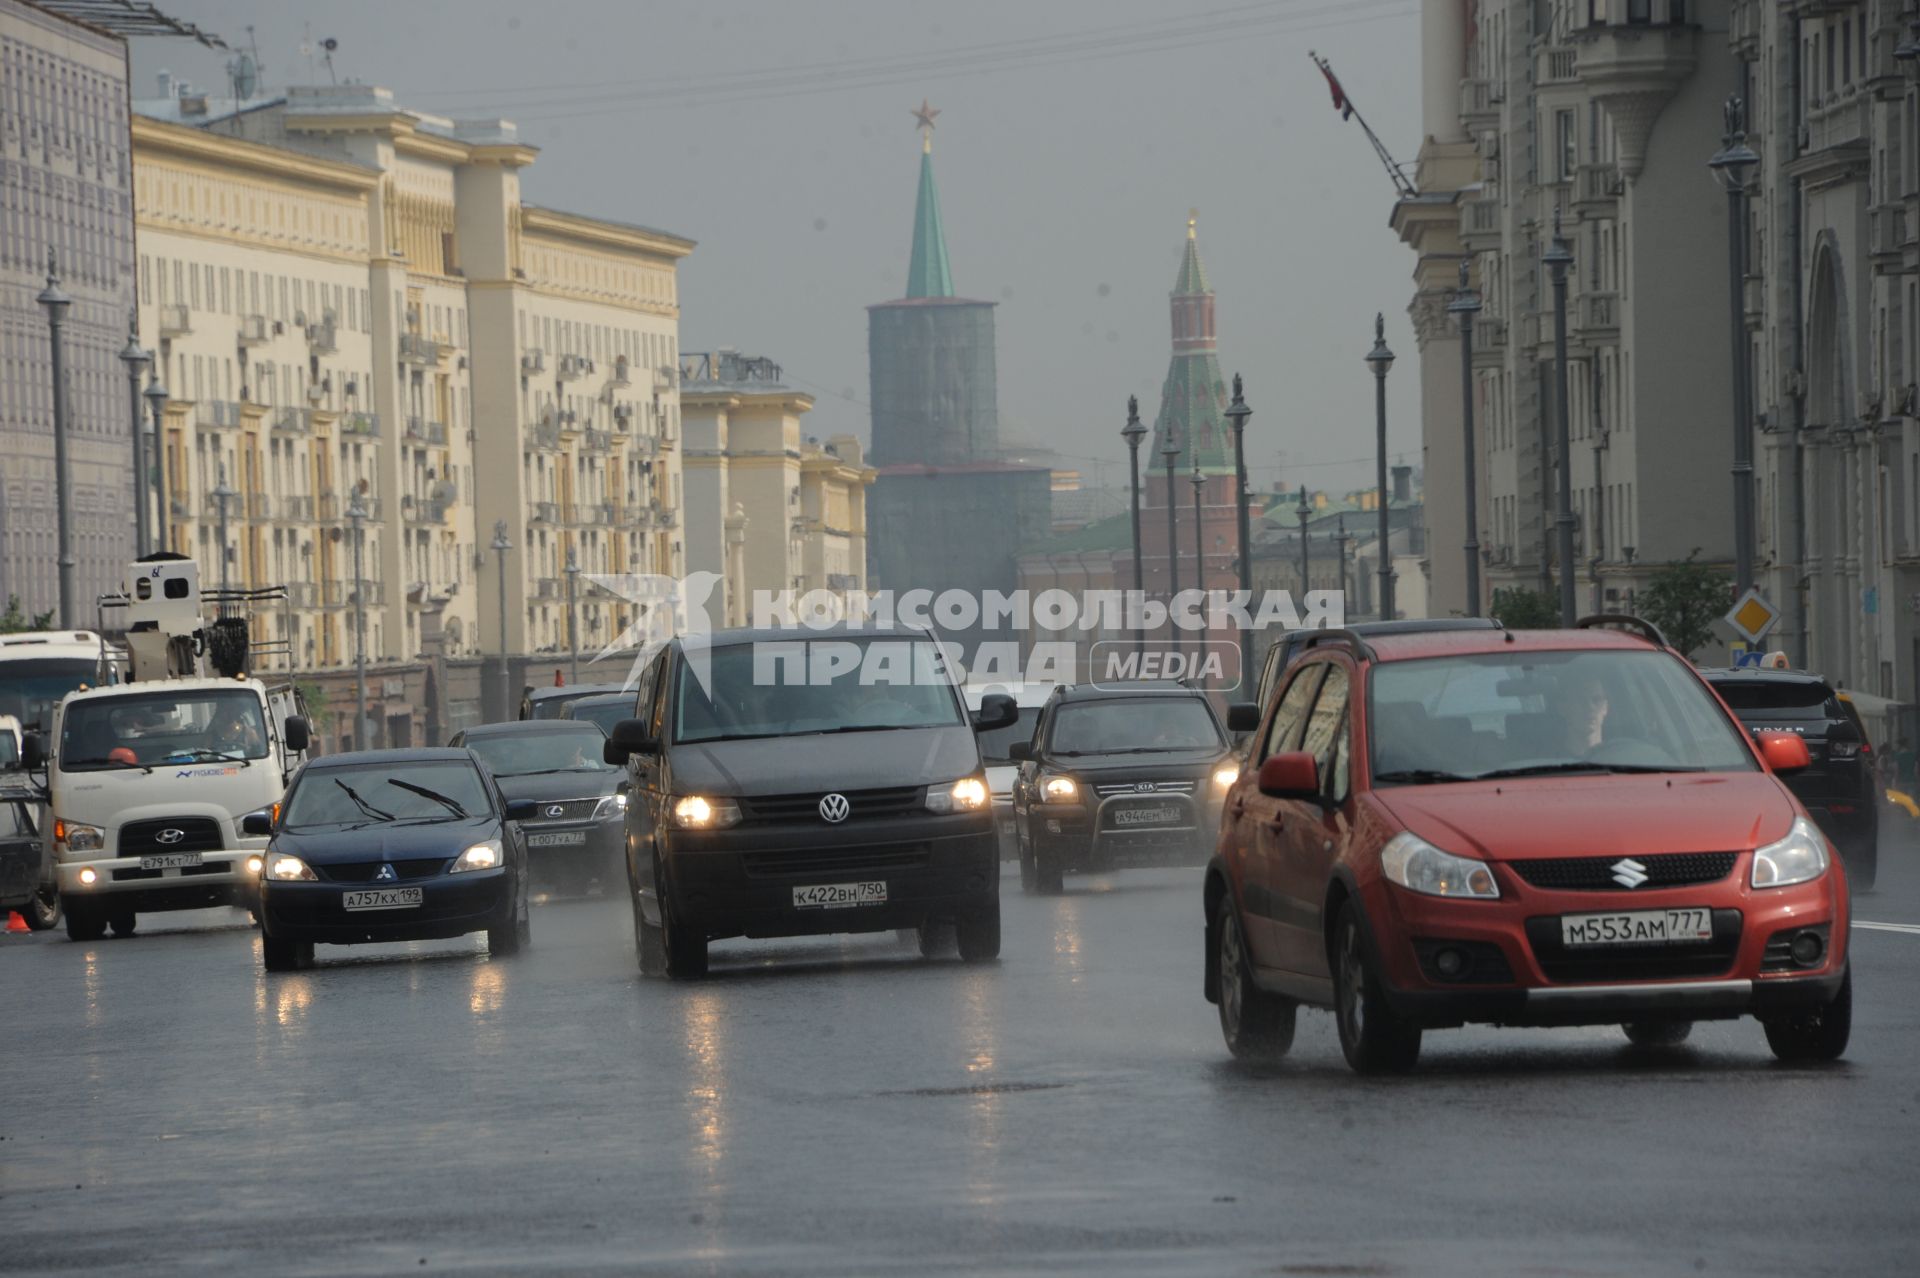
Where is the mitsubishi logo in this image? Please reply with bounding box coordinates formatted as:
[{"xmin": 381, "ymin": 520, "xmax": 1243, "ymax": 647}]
[
  {"xmin": 818, "ymin": 793, "xmax": 850, "ymax": 824},
  {"xmin": 155, "ymin": 828, "xmax": 185, "ymax": 845},
  {"xmin": 545, "ymin": 805, "xmax": 566, "ymax": 819},
  {"xmin": 374, "ymin": 864, "xmax": 397, "ymax": 883},
  {"xmin": 1132, "ymin": 782, "xmax": 1159, "ymax": 793},
  {"xmin": 1611, "ymin": 858, "xmax": 1649, "ymax": 889}
]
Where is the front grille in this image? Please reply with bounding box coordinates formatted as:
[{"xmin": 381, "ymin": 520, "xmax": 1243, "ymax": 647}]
[
  {"xmin": 120, "ymin": 817, "xmax": 224, "ymax": 857},
  {"xmin": 1093, "ymin": 780, "xmax": 1197, "ymax": 797},
  {"xmin": 1525, "ymin": 910, "xmax": 1743, "ymax": 983},
  {"xmin": 321, "ymin": 858, "xmax": 450, "ymax": 883},
  {"xmin": 741, "ymin": 844, "xmax": 930, "ymax": 879},
  {"xmin": 523, "ymin": 798, "xmax": 601, "ymax": 823},
  {"xmin": 1510, "ymin": 852, "xmax": 1738, "ymax": 892},
  {"xmin": 736, "ymin": 786, "xmax": 924, "ymax": 823}
]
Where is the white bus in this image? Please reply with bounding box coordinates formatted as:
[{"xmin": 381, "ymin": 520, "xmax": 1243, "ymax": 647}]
[{"xmin": 0, "ymin": 631, "xmax": 116, "ymax": 732}]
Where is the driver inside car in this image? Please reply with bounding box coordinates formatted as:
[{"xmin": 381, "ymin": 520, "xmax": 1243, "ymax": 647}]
[{"xmin": 1551, "ymin": 673, "xmax": 1610, "ymax": 755}]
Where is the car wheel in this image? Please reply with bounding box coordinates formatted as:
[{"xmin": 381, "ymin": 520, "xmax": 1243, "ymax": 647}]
[
  {"xmin": 655, "ymin": 861, "xmax": 707, "ymax": 980},
  {"xmin": 1332, "ymin": 901, "xmax": 1422, "ymax": 1074},
  {"xmin": 955, "ymin": 898, "xmax": 1001, "ymax": 963},
  {"xmin": 1032, "ymin": 846, "xmax": 1064, "ymax": 896},
  {"xmin": 634, "ymin": 890, "xmax": 668, "ymax": 977},
  {"xmin": 109, "ymin": 913, "xmax": 136, "ymax": 937},
  {"xmin": 261, "ymin": 934, "xmax": 312, "ymax": 972},
  {"xmin": 487, "ymin": 873, "xmax": 531, "ymax": 957},
  {"xmin": 64, "ymin": 906, "xmax": 105, "ymax": 943},
  {"xmin": 22, "ymin": 880, "xmax": 60, "ymax": 931},
  {"xmin": 1214, "ymin": 897, "xmax": 1296, "ymax": 1063},
  {"xmin": 1622, "ymin": 1020, "xmax": 1693, "ymax": 1047},
  {"xmin": 1762, "ymin": 965, "xmax": 1852, "ymax": 1063},
  {"xmin": 1017, "ymin": 834, "xmax": 1037, "ymax": 893},
  {"xmin": 917, "ymin": 920, "xmax": 956, "ymax": 959}
]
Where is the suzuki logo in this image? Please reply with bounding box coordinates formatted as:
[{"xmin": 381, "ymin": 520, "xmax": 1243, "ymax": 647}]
[
  {"xmin": 818, "ymin": 793, "xmax": 850, "ymax": 824},
  {"xmin": 1132, "ymin": 782, "xmax": 1158, "ymax": 793},
  {"xmin": 545, "ymin": 805, "xmax": 566, "ymax": 819},
  {"xmin": 155, "ymin": 828, "xmax": 185, "ymax": 845},
  {"xmin": 1611, "ymin": 858, "xmax": 1650, "ymax": 889},
  {"xmin": 374, "ymin": 864, "xmax": 397, "ymax": 882}
]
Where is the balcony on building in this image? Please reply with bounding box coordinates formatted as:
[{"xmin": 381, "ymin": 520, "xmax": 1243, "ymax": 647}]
[
  {"xmin": 197, "ymin": 400, "xmax": 244, "ymax": 430},
  {"xmin": 1460, "ymin": 77, "xmax": 1503, "ymax": 130},
  {"xmin": 281, "ymin": 494, "xmax": 315, "ymax": 522},
  {"xmin": 238, "ymin": 313, "xmax": 270, "ymax": 347},
  {"xmin": 535, "ymin": 577, "xmax": 561, "ymax": 601},
  {"xmin": 399, "ymin": 332, "xmax": 440, "ymax": 366},
  {"xmin": 610, "ymin": 356, "xmax": 631, "ymax": 387},
  {"xmin": 1578, "ymin": 291, "xmax": 1620, "ymax": 340},
  {"xmin": 307, "ymin": 313, "xmax": 338, "ymax": 355},
  {"xmin": 403, "ymin": 495, "xmax": 449, "ymax": 525},
  {"xmin": 287, "ymin": 581, "xmax": 318, "ymax": 607},
  {"xmin": 1871, "ymin": 203, "xmax": 1910, "ymax": 265},
  {"xmin": 1461, "ymin": 194, "xmax": 1501, "ymax": 250},
  {"xmin": 339, "ymin": 412, "xmax": 379, "ymax": 438},
  {"xmin": 583, "ymin": 428, "xmax": 612, "ymax": 454},
  {"xmin": 1572, "ymin": 2, "xmax": 1699, "ymax": 182},
  {"xmin": 556, "ymin": 353, "xmax": 595, "ymax": 383},
  {"xmin": 680, "ymin": 350, "xmax": 783, "ymax": 386},
  {"xmin": 274, "ymin": 407, "xmax": 313, "ymax": 435},
  {"xmin": 520, "ymin": 349, "xmax": 546, "ymax": 377},
  {"xmin": 404, "ymin": 416, "xmax": 448, "ymax": 446},
  {"xmin": 530, "ymin": 419, "xmax": 562, "ymax": 451},
  {"xmin": 1537, "ymin": 45, "xmax": 1579, "ymax": 86},
  {"xmin": 1573, "ymin": 163, "xmax": 1624, "ymax": 214},
  {"xmin": 157, "ymin": 303, "xmax": 192, "ymax": 338}
]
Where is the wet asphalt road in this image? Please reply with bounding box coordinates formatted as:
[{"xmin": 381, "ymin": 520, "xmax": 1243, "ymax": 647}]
[{"xmin": 3, "ymin": 843, "xmax": 1919, "ymax": 1277}]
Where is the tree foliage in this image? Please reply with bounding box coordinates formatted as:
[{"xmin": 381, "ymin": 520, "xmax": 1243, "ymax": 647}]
[
  {"xmin": 294, "ymin": 680, "xmax": 332, "ymax": 728},
  {"xmin": 0, "ymin": 595, "xmax": 55, "ymax": 634},
  {"xmin": 1637, "ymin": 551, "xmax": 1732, "ymax": 658},
  {"xmin": 1489, "ymin": 587, "xmax": 1560, "ymax": 630}
]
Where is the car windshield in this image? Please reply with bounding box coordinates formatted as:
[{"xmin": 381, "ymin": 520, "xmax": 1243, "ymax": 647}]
[
  {"xmin": 1369, "ymin": 650, "xmax": 1757, "ymax": 782},
  {"xmin": 565, "ymin": 700, "xmax": 633, "ymax": 735},
  {"xmin": 59, "ymin": 689, "xmax": 269, "ymax": 770},
  {"xmin": 465, "ymin": 727, "xmax": 614, "ymax": 776},
  {"xmin": 1711, "ymin": 681, "xmax": 1842, "ymax": 721},
  {"xmin": 0, "ymin": 657, "xmax": 101, "ymax": 730},
  {"xmin": 975, "ymin": 706, "xmax": 1040, "ymax": 764},
  {"xmin": 283, "ymin": 761, "xmax": 490, "ymax": 827},
  {"xmin": 676, "ymin": 638, "xmax": 965, "ymax": 743},
  {"xmin": 1050, "ymin": 697, "xmax": 1222, "ymax": 754}
]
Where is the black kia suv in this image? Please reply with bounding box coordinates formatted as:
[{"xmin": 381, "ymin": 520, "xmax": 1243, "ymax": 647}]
[
  {"xmin": 1010, "ymin": 682, "xmax": 1245, "ymax": 893},
  {"xmin": 1702, "ymin": 667, "xmax": 1878, "ymax": 892}
]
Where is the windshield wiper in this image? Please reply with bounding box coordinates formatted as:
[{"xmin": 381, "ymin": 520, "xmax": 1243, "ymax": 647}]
[
  {"xmin": 333, "ymin": 778, "xmax": 395, "ymax": 823},
  {"xmin": 1472, "ymin": 761, "xmax": 1704, "ymax": 780},
  {"xmin": 63, "ymin": 756, "xmax": 139, "ymax": 769},
  {"xmin": 811, "ymin": 723, "xmax": 935, "ymax": 735},
  {"xmin": 499, "ymin": 766, "xmax": 601, "ymax": 777},
  {"xmin": 171, "ymin": 748, "xmax": 249, "ymax": 762},
  {"xmin": 1374, "ymin": 768, "xmax": 1477, "ymax": 784},
  {"xmin": 386, "ymin": 779, "xmax": 468, "ymax": 818}
]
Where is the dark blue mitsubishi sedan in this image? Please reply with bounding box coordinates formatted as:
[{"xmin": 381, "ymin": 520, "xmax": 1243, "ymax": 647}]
[{"xmin": 248, "ymin": 748, "xmax": 533, "ymax": 972}]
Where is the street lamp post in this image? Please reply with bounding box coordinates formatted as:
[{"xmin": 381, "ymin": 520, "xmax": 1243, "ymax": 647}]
[
  {"xmin": 145, "ymin": 375, "xmax": 171, "ymax": 553},
  {"xmin": 36, "ymin": 251, "xmax": 76, "ymax": 628},
  {"xmin": 1121, "ymin": 398, "xmax": 1148, "ymax": 653},
  {"xmin": 1189, "ymin": 462, "xmax": 1206, "ymax": 683},
  {"xmin": 1710, "ymin": 96, "xmax": 1760, "ymax": 597},
  {"xmin": 1222, "ymin": 376, "xmax": 1253, "ymax": 679},
  {"xmin": 1296, "ymin": 486, "xmax": 1312, "ymax": 598},
  {"xmin": 1544, "ymin": 209, "xmax": 1577, "ymax": 626},
  {"xmin": 564, "ymin": 546, "xmax": 581, "ymax": 686},
  {"xmin": 1446, "ymin": 259, "xmax": 1483, "ymax": 616},
  {"xmin": 118, "ymin": 311, "xmax": 152, "ymax": 558},
  {"xmin": 347, "ymin": 492, "xmax": 369, "ymax": 751},
  {"xmin": 1364, "ymin": 315, "xmax": 1396, "ymax": 621},
  {"xmin": 210, "ymin": 464, "xmax": 237, "ymax": 596},
  {"xmin": 491, "ymin": 520, "xmax": 514, "ymax": 722},
  {"xmin": 1335, "ymin": 517, "xmax": 1352, "ymax": 604},
  {"xmin": 1161, "ymin": 428, "xmax": 1182, "ymax": 662}
]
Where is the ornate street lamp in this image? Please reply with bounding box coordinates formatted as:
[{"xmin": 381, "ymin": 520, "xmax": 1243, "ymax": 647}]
[
  {"xmin": 1222, "ymin": 376, "xmax": 1253, "ymax": 677},
  {"xmin": 1190, "ymin": 461, "xmax": 1206, "ymax": 682},
  {"xmin": 1710, "ymin": 96, "xmax": 1760, "ymax": 597},
  {"xmin": 118, "ymin": 311, "xmax": 152, "ymax": 558},
  {"xmin": 1446, "ymin": 259, "xmax": 1483, "ymax": 616},
  {"xmin": 1363, "ymin": 315, "xmax": 1396, "ymax": 621},
  {"xmin": 36, "ymin": 251, "xmax": 75, "ymax": 628},
  {"xmin": 1296, "ymin": 485, "xmax": 1312, "ymax": 598},
  {"xmin": 347, "ymin": 491, "xmax": 370, "ymax": 751},
  {"xmin": 145, "ymin": 374, "xmax": 171, "ymax": 553},
  {"xmin": 1543, "ymin": 209, "xmax": 1576, "ymax": 626},
  {"xmin": 1161, "ymin": 425, "xmax": 1182, "ymax": 662},
  {"xmin": 1121, "ymin": 398, "xmax": 1148, "ymax": 653},
  {"xmin": 564, "ymin": 546, "xmax": 581, "ymax": 686},
  {"xmin": 491, "ymin": 520, "xmax": 514, "ymax": 721}
]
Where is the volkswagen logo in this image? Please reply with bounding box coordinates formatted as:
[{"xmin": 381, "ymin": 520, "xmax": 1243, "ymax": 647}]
[
  {"xmin": 1132, "ymin": 782, "xmax": 1158, "ymax": 793},
  {"xmin": 374, "ymin": 864, "xmax": 397, "ymax": 882},
  {"xmin": 818, "ymin": 793, "xmax": 850, "ymax": 824},
  {"xmin": 545, "ymin": 804, "xmax": 566, "ymax": 819},
  {"xmin": 1611, "ymin": 857, "xmax": 1649, "ymax": 889},
  {"xmin": 155, "ymin": 828, "xmax": 185, "ymax": 845}
]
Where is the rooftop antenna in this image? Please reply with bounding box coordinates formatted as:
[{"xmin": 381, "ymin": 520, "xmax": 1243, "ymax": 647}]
[
  {"xmin": 321, "ymin": 38, "xmax": 339, "ymax": 85},
  {"xmin": 298, "ymin": 24, "xmax": 315, "ymax": 80}
]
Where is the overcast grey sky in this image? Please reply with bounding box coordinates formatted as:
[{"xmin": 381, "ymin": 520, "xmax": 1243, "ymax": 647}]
[{"xmin": 131, "ymin": 0, "xmax": 1424, "ymax": 496}]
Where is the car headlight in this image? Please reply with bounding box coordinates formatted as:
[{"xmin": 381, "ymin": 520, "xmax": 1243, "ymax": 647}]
[
  {"xmin": 670, "ymin": 795, "xmax": 742, "ymax": 829},
  {"xmin": 1380, "ymin": 831, "xmax": 1500, "ymax": 899},
  {"xmin": 592, "ymin": 793, "xmax": 630, "ymax": 820},
  {"xmin": 56, "ymin": 819, "xmax": 104, "ymax": 854},
  {"xmin": 1212, "ymin": 764, "xmax": 1240, "ymax": 790},
  {"xmin": 1040, "ymin": 774, "xmax": 1079, "ymax": 801},
  {"xmin": 265, "ymin": 853, "xmax": 317, "ymax": 882},
  {"xmin": 1751, "ymin": 816, "xmax": 1830, "ymax": 889},
  {"xmin": 925, "ymin": 776, "xmax": 990, "ymax": 813},
  {"xmin": 450, "ymin": 840, "xmax": 503, "ymax": 874}
]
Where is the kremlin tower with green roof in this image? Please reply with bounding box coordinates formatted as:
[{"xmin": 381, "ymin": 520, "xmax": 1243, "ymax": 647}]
[{"xmin": 1149, "ymin": 216, "xmax": 1236, "ymax": 477}]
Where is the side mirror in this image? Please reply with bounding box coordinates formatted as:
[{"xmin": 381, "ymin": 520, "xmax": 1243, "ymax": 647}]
[
  {"xmin": 1257, "ymin": 751, "xmax": 1321, "ymax": 800},
  {"xmin": 972, "ymin": 693, "xmax": 1019, "ymax": 732},
  {"xmin": 20, "ymin": 732, "xmax": 45, "ymax": 770},
  {"xmin": 283, "ymin": 715, "xmax": 311, "ymax": 753},
  {"xmin": 604, "ymin": 717, "xmax": 659, "ymax": 765},
  {"xmin": 505, "ymin": 799, "xmax": 539, "ymax": 822},
  {"xmin": 616, "ymin": 779, "xmax": 632, "ymax": 795},
  {"xmin": 1225, "ymin": 702, "xmax": 1262, "ymax": 733},
  {"xmin": 1007, "ymin": 741, "xmax": 1033, "ymax": 763},
  {"xmin": 1758, "ymin": 730, "xmax": 1812, "ymax": 775},
  {"xmin": 241, "ymin": 809, "xmax": 274, "ymax": 837}
]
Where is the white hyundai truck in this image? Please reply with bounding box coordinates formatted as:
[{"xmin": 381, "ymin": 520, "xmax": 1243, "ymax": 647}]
[{"xmin": 25, "ymin": 554, "xmax": 310, "ymax": 941}]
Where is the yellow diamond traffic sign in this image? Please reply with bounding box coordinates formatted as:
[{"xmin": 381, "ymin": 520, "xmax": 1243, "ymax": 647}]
[{"xmin": 1725, "ymin": 588, "xmax": 1780, "ymax": 645}]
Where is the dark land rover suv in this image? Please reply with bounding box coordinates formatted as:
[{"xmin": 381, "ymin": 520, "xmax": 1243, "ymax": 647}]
[
  {"xmin": 1010, "ymin": 682, "xmax": 1245, "ymax": 893},
  {"xmin": 1702, "ymin": 667, "xmax": 1878, "ymax": 892},
  {"xmin": 602, "ymin": 625, "xmax": 1017, "ymax": 978}
]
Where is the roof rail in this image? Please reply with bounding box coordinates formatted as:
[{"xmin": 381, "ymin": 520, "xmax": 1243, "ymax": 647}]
[
  {"xmin": 1574, "ymin": 613, "xmax": 1667, "ymax": 647},
  {"xmin": 1299, "ymin": 628, "xmax": 1378, "ymax": 662}
]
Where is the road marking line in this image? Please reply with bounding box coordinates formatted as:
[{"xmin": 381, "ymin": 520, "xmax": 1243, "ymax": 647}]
[{"xmin": 1852, "ymin": 920, "xmax": 1920, "ymax": 936}]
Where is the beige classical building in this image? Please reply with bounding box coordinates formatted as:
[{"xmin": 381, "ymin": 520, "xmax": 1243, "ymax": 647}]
[
  {"xmin": 132, "ymin": 79, "xmax": 691, "ymax": 734},
  {"xmin": 1398, "ymin": 0, "xmax": 1738, "ymax": 623},
  {"xmin": 679, "ymin": 351, "xmax": 874, "ymax": 626}
]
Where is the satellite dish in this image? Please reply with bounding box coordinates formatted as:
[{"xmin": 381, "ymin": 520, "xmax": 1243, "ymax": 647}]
[
  {"xmin": 328, "ymin": 527, "xmax": 343, "ymax": 543},
  {"xmin": 228, "ymin": 53, "xmax": 257, "ymax": 100}
]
